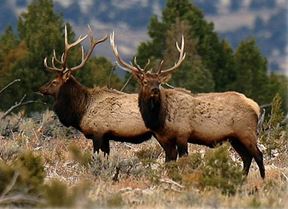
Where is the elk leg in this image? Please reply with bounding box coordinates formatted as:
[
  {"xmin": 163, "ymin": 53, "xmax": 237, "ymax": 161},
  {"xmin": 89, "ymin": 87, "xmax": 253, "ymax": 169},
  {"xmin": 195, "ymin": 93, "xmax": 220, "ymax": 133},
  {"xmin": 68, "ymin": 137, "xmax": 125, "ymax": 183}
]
[
  {"xmin": 157, "ymin": 138, "xmax": 177, "ymax": 162},
  {"xmin": 230, "ymin": 139, "xmax": 253, "ymax": 176},
  {"xmin": 84, "ymin": 133, "xmax": 101, "ymax": 154},
  {"xmin": 101, "ymin": 139, "xmax": 110, "ymax": 157},
  {"xmin": 90, "ymin": 135, "xmax": 104, "ymax": 155},
  {"xmin": 238, "ymin": 133, "xmax": 265, "ymax": 179},
  {"xmin": 176, "ymin": 140, "xmax": 188, "ymax": 158},
  {"xmin": 254, "ymin": 146, "xmax": 265, "ymax": 179}
]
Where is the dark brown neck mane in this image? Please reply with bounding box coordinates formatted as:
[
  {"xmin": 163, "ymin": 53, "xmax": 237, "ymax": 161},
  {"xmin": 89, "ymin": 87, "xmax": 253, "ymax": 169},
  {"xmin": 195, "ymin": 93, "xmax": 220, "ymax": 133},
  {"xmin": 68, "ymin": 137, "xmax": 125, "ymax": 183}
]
[
  {"xmin": 138, "ymin": 90, "xmax": 167, "ymax": 131},
  {"xmin": 54, "ymin": 76, "xmax": 89, "ymax": 130}
]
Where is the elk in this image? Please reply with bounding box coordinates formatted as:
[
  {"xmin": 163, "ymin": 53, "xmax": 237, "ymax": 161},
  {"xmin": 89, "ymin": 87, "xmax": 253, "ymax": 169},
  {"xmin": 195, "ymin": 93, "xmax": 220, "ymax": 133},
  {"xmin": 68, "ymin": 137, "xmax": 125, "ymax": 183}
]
[
  {"xmin": 39, "ymin": 26, "xmax": 153, "ymax": 155},
  {"xmin": 110, "ymin": 32, "xmax": 265, "ymax": 178}
]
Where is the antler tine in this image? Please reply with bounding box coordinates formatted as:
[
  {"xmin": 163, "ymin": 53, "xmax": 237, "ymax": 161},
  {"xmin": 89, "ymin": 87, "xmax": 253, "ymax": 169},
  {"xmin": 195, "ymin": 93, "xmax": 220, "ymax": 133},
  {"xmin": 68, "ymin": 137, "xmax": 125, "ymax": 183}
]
[
  {"xmin": 62, "ymin": 24, "xmax": 88, "ymax": 70},
  {"xmin": 133, "ymin": 57, "xmax": 144, "ymax": 72},
  {"xmin": 70, "ymin": 25, "xmax": 107, "ymax": 72},
  {"xmin": 43, "ymin": 57, "xmax": 63, "ymax": 72},
  {"xmin": 143, "ymin": 59, "xmax": 151, "ymax": 72},
  {"xmin": 159, "ymin": 35, "xmax": 186, "ymax": 76},
  {"xmin": 60, "ymin": 53, "xmax": 65, "ymax": 63},
  {"xmin": 51, "ymin": 57, "xmax": 58, "ymax": 69},
  {"xmin": 88, "ymin": 24, "xmax": 108, "ymax": 46},
  {"xmin": 157, "ymin": 60, "xmax": 164, "ymax": 74},
  {"xmin": 110, "ymin": 31, "xmax": 141, "ymax": 74},
  {"xmin": 53, "ymin": 50, "xmax": 62, "ymax": 64}
]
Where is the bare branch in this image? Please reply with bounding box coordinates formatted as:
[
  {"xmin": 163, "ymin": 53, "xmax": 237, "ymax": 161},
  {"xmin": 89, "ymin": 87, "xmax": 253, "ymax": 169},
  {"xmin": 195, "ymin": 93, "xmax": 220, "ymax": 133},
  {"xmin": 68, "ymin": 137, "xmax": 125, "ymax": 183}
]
[
  {"xmin": 1, "ymin": 95, "xmax": 42, "ymax": 119},
  {"xmin": 107, "ymin": 65, "xmax": 116, "ymax": 89},
  {"xmin": 0, "ymin": 79, "xmax": 21, "ymax": 95},
  {"xmin": 1, "ymin": 172, "xmax": 19, "ymax": 198},
  {"xmin": 0, "ymin": 194, "xmax": 43, "ymax": 205},
  {"xmin": 120, "ymin": 74, "xmax": 133, "ymax": 92}
]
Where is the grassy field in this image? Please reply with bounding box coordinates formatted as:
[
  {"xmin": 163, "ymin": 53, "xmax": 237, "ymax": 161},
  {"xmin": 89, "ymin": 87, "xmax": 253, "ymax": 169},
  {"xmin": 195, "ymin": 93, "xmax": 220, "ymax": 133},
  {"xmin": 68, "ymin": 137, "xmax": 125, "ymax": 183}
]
[{"xmin": 0, "ymin": 110, "xmax": 287, "ymax": 208}]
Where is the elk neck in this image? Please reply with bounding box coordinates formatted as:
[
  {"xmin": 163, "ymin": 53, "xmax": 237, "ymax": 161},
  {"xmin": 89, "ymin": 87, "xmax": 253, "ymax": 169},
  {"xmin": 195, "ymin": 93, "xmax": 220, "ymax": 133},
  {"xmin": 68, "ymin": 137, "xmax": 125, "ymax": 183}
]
[
  {"xmin": 54, "ymin": 76, "xmax": 89, "ymax": 130},
  {"xmin": 138, "ymin": 88, "xmax": 167, "ymax": 131}
]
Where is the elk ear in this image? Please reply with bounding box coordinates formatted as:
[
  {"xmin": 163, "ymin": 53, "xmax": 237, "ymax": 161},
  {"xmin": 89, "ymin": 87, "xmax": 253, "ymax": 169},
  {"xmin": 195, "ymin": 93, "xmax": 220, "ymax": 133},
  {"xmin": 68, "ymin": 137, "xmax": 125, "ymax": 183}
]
[
  {"xmin": 62, "ymin": 71, "xmax": 71, "ymax": 82},
  {"xmin": 159, "ymin": 74, "xmax": 172, "ymax": 83}
]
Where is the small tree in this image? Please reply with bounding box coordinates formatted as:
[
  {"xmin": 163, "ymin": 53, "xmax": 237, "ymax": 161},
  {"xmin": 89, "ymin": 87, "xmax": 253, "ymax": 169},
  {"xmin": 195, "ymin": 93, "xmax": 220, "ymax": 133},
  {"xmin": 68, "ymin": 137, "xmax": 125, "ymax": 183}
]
[
  {"xmin": 232, "ymin": 38, "xmax": 272, "ymax": 104},
  {"xmin": 260, "ymin": 93, "xmax": 287, "ymax": 158}
]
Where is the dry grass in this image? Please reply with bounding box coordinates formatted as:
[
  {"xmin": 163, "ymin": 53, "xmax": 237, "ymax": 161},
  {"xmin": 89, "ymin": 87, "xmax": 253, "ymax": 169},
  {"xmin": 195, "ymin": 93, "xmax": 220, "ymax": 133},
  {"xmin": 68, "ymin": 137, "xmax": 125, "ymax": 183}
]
[{"xmin": 0, "ymin": 110, "xmax": 287, "ymax": 208}]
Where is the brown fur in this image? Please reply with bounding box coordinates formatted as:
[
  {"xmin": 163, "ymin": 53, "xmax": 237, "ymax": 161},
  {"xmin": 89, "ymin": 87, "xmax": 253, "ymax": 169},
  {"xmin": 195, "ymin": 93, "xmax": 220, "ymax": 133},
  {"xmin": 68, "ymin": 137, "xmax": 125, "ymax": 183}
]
[
  {"xmin": 137, "ymin": 74, "xmax": 264, "ymax": 179},
  {"xmin": 40, "ymin": 76, "xmax": 152, "ymax": 155}
]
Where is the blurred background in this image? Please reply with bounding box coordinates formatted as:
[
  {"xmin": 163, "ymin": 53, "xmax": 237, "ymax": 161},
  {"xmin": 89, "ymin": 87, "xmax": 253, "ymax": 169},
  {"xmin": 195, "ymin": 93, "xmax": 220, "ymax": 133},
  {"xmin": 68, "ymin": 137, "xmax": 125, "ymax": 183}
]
[{"xmin": 1, "ymin": 0, "xmax": 287, "ymax": 73}]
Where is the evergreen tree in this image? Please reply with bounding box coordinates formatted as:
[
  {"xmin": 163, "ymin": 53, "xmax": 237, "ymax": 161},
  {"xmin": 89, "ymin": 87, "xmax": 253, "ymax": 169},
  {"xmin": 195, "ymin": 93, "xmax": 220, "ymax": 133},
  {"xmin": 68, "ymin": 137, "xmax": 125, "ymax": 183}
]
[
  {"xmin": 232, "ymin": 38, "xmax": 272, "ymax": 104},
  {"xmin": 162, "ymin": 19, "xmax": 214, "ymax": 92},
  {"xmin": 135, "ymin": 0, "xmax": 235, "ymax": 92},
  {"xmin": 77, "ymin": 57, "xmax": 123, "ymax": 90},
  {"xmin": 0, "ymin": 26, "xmax": 20, "ymax": 85},
  {"xmin": 268, "ymin": 74, "xmax": 288, "ymax": 112},
  {"xmin": 2, "ymin": 0, "xmax": 65, "ymax": 112}
]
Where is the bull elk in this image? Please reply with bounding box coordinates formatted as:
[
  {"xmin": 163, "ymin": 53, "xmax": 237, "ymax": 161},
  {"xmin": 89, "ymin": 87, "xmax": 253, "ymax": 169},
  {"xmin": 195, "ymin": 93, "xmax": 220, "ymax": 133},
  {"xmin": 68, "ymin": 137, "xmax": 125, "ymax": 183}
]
[
  {"xmin": 39, "ymin": 25, "xmax": 153, "ymax": 155},
  {"xmin": 110, "ymin": 32, "xmax": 265, "ymax": 178}
]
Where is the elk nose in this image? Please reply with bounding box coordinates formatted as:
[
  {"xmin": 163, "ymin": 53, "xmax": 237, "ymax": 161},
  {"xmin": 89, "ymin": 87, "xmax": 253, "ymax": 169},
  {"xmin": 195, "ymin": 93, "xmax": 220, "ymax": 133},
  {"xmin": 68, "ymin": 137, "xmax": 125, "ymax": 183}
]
[
  {"xmin": 151, "ymin": 87, "xmax": 160, "ymax": 96},
  {"xmin": 39, "ymin": 86, "xmax": 47, "ymax": 95}
]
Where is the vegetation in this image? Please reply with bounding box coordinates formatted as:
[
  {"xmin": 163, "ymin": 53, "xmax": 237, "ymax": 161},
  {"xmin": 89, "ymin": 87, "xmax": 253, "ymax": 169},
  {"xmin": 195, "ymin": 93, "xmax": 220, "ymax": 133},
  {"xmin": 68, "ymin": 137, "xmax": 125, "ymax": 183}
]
[{"xmin": 0, "ymin": 108, "xmax": 287, "ymax": 208}]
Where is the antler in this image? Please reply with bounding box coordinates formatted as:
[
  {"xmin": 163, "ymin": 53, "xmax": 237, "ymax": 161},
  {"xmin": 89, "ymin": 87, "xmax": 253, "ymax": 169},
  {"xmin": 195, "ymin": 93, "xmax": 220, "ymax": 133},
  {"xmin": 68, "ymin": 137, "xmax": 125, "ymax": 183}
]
[
  {"xmin": 110, "ymin": 32, "xmax": 185, "ymax": 77},
  {"xmin": 69, "ymin": 25, "xmax": 108, "ymax": 73},
  {"xmin": 110, "ymin": 32, "xmax": 143, "ymax": 74},
  {"xmin": 158, "ymin": 35, "xmax": 186, "ymax": 76},
  {"xmin": 44, "ymin": 24, "xmax": 107, "ymax": 74}
]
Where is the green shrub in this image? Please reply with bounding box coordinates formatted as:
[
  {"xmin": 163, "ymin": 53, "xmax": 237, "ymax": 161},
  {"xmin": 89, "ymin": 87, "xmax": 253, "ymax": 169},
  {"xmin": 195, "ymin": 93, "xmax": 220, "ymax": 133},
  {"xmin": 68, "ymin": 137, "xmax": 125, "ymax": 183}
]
[
  {"xmin": 106, "ymin": 192, "xmax": 124, "ymax": 208},
  {"xmin": 267, "ymin": 93, "xmax": 284, "ymax": 128},
  {"xmin": 248, "ymin": 196, "xmax": 262, "ymax": 208},
  {"xmin": 0, "ymin": 151, "xmax": 45, "ymax": 207},
  {"xmin": 135, "ymin": 143, "xmax": 162, "ymax": 163},
  {"xmin": 260, "ymin": 93, "xmax": 287, "ymax": 157},
  {"xmin": 14, "ymin": 151, "xmax": 45, "ymax": 194},
  {"xmin": 0, "ymin": 162, "xmax": 15, "ymax": 194},
  {"xmin": 90, "ymin": 153, "xmax": 143, "ymax": 181},
  {"xmin": 165, "ymin": 161, "xmax": 183, "ymax": 182},
  {"xmin": 199, "ymin": 144, "xmax": 245, "ymax": 195},
  {"xmin": 44, "ymin": 179, "xmax": 73, "ymax": 207},
  {"xmin": 165, "ymin": 153, "xmax": 203, "ymax": 183},
  {"xmin": 43, "ymin": 179, "xmax": 90, "ymax": 208},
  {"xmin": 68, "ymin": 144, "xmax": 93, "ymax": 167}
]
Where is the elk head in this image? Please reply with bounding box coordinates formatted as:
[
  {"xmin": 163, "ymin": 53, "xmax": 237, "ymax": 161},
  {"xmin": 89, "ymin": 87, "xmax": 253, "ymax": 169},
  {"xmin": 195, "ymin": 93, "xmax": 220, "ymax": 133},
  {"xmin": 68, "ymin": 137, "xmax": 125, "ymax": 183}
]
[
  {"xmin": 110, "ymin": 32, "xmax": 185, "ymax": 109},
  {"xmin": 39, "ymin": 25, "xmax": 107, "ymax": 98},
  {"xmin": 110, "ymin": 32, "xmax": 185, "ymax": 130}
]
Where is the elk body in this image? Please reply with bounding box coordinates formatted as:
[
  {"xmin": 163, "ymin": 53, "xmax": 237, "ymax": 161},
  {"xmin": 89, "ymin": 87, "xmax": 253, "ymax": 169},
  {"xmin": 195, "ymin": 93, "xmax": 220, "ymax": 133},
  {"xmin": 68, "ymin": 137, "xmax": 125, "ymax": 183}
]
[
  {"xmin": 39, "ymin": 26, "xmax": 152, "ymax": 155},
  {"xmin": 111, "ymin": 33, "xmax": 265, "ymax": 178}
]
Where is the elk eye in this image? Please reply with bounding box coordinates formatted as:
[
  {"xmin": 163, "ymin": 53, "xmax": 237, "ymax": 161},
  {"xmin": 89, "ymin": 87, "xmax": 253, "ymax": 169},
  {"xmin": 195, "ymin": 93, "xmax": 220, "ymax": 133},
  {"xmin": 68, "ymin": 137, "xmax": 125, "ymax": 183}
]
[
  {"xmin": 143, "ymin": 79, "xmax": 148, "ymax": 85},
  {"xmin": 52, "ymin": 80, "xmax": 58, "ymax": 86}
]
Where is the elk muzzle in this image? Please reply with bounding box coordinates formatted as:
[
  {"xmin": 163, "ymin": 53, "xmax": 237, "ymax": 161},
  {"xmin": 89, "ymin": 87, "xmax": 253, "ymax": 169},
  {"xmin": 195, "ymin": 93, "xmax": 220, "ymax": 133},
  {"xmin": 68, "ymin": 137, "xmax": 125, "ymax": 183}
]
[
  {"xmin": 39, "ymin": 85, "xmax": 48, "ymax": 95},
  {"xmin": 151, "ymin": 87, "xmax": 160, "ymax": 98}
]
